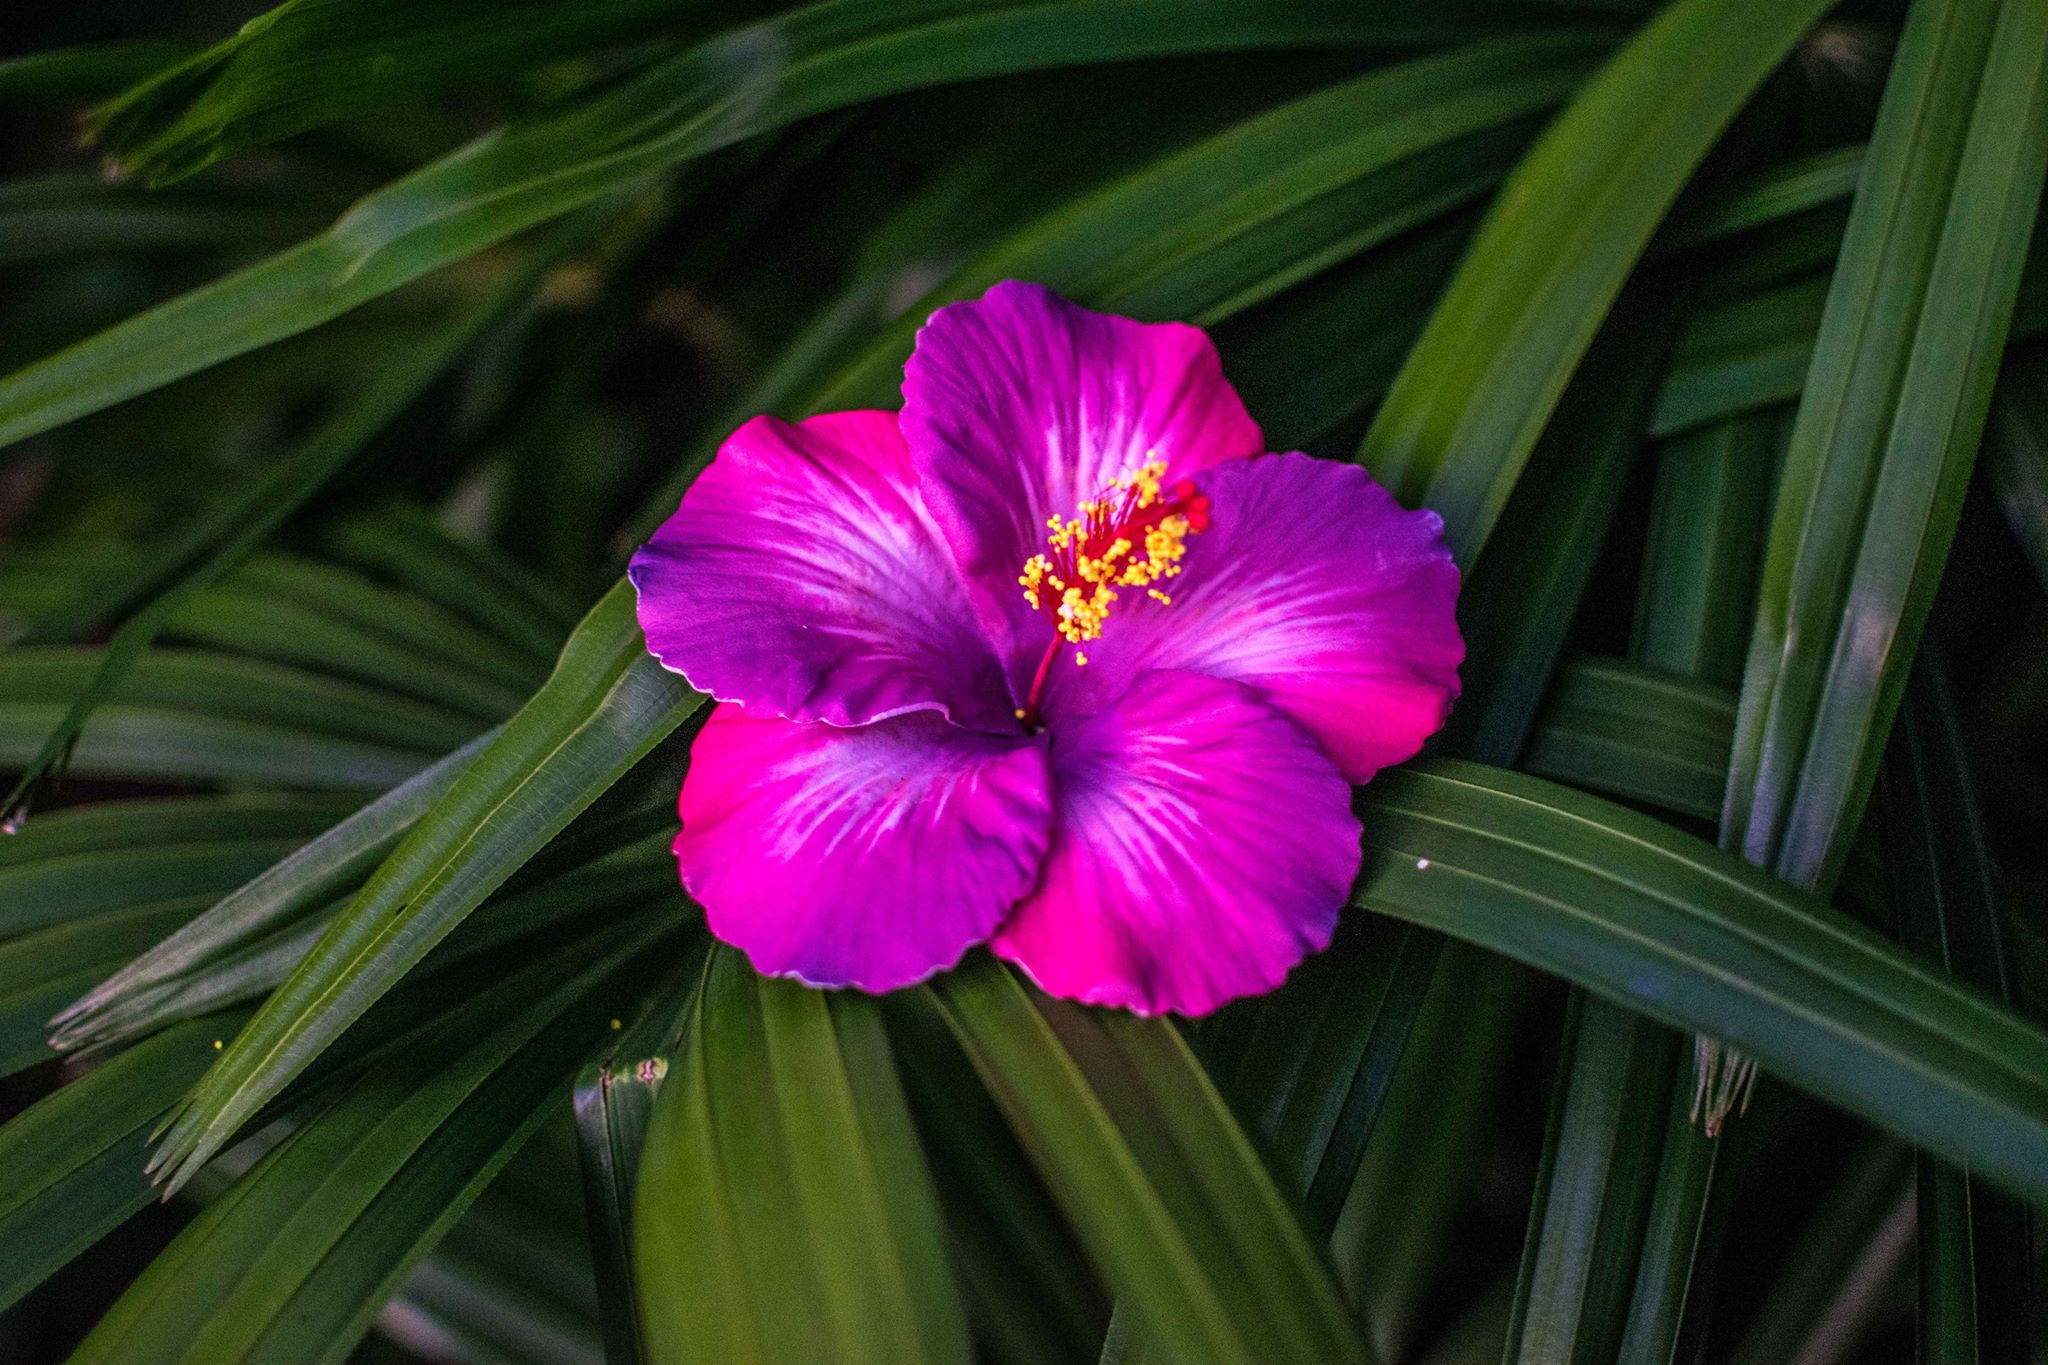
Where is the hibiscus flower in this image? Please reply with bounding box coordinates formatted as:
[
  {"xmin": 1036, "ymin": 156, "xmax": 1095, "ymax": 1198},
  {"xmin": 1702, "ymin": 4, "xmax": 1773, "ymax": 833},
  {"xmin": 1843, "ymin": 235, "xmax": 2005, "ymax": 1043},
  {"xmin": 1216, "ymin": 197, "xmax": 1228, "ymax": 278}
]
[{"xmin": 630, "ymin": 282, "xmax": 1463, "ymax": 1016}]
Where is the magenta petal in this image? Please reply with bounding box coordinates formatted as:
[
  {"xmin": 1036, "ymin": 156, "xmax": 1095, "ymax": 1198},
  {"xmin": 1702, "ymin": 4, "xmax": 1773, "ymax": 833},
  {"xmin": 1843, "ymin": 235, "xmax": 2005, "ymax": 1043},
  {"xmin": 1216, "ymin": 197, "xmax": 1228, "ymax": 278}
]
[
  {"xmin": 629, "ymin": 410, "xmax": 1012, "ymax": 731},
  {"xmin": 993, "ymin": 670, "xmax": 1359, "ymax": 1016},
  {"xmin": 677, "ymin": 703, "xmax": 1052, "ymax": 992},
  {"xmin": 903, "ymin": 282, "xmax": 1263, "ymax": 692},
  {"xmin": 1046, "ymin": 452, "xmax": 1463, "ymax": 783}
]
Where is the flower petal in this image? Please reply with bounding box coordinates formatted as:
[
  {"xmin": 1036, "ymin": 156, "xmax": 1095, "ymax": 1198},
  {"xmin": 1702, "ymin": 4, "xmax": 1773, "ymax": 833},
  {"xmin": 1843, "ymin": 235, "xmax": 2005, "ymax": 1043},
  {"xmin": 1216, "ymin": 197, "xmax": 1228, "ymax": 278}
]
[
  {"xmin": 1046, "ymin": 452, "xmax": 1462, "ymax": 782},
  {"xmin": 678, "ymin": 703, "xmax": 1052, "ymax": 993},
  {"xmin": 993, "ymin": 669, "xmax": 1359, "ymax": 1016},
  {"xmin": 630, "ymin": 409, "xmax": 1012, "ymax": 731},
  {"xmin": 903, "ymin": 282, "xmax": 1263, "ymax": 693}
]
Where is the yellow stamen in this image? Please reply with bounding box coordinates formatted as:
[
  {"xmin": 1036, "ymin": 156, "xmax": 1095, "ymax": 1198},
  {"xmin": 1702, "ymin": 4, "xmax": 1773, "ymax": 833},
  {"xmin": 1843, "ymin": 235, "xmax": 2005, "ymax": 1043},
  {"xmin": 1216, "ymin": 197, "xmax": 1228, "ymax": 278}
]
[{"xmin": 1016, "ymin": 458, "xmax": 1196, "ymax": 664}]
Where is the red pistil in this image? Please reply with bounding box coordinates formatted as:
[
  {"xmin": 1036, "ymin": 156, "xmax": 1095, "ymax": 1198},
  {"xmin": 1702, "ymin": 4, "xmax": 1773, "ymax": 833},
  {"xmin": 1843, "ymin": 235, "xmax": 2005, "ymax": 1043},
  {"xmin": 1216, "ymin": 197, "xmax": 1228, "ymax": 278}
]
[{"xmin": 1018, "ymin": 636, "xmax": 1062, "ymax": 730}]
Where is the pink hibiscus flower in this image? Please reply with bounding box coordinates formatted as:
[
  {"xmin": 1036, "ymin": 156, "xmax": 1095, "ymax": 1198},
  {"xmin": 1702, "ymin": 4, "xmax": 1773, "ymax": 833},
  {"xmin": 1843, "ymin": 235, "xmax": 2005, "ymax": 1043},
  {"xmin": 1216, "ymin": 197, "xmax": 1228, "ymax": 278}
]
[{"xmin": 629, "ymin": 282, "xmax": 1463, "ymax": 1016}]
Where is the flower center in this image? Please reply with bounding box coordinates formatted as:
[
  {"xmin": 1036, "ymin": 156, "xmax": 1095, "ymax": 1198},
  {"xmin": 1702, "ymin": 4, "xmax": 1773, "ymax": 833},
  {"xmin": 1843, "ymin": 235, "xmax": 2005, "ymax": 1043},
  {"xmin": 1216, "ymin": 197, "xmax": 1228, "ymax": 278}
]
[{"xmin": 1017, "ymin": 457, "xmax": 1209, "ymax": 665}]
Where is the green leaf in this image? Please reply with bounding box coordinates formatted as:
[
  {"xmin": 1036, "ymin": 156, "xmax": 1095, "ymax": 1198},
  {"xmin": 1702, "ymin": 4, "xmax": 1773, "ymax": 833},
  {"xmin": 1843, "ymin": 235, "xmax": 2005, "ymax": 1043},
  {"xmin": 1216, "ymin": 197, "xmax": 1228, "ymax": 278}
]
[
  {"xmin": 1631, "ymin": 412, "xmax": 1782, "ymax": 684},
  {"xmin": 1329, "ymin": 943, "xmax": 1523, "ymax": 1363},
  {"xmin": 69, "ymin": 923, "xmax": 665, "ymax": 1365},
  {"xmin": 148, "ymin": 581, "xmax": 701, "ymax": 1192},
  {"xmin": 1724, "ymin": 0, "xmax": 2048, "ymax": 894},
  {"xmin": 0, "ymin": 838, "xmax": 301, "ymax": 936},
  {"xmin": 890, "ymin": 993, "xmax": 1103, "ymax": 1365},
  {"xmin": 1208, "ymin": 915, "xmax": 1443, "ymax": 1236},
  {"xmin": 1215, "ymin": 224, "xmax": 1473, "ymax": 454},
  {"xmin": 59, "ymin": 824, "xmax": 673, "ymax": 1060},
  {"xmin": 930, "ymin": 959, "xmax": 1371, "ymax": 1365},
  {"xmin": 1649, "ymin": 274, "xmax": 1830, "ymax": 439},
  {"xmin": 1523, "ymin": 657, "xmax": 1736, "ymax": 822},
  {"xmin": 319, "ymin": 504, "xmax": 579, "ymax": 665},
  {"xmin": 0, "ymin": 793, "xmax": 356, "ymax": 866},
  {"xmin": 0, "ymin": 41, "xmax": 194, "ymax": 104},
  {"xmin": 0, "ymin": 173, "xmax": 314, "ymax": 266},
  {"xmin": 168, "ymin": 584, "xmax": 530, "ymax": 720},
  {"xmin": 51, "ymin": 733, "xmax": 490, "ymax": 1053},
  {"xmin": 1985, "ymin": 344, "xmax": 2048, "ymax": 593},
  {"xmin": 382, "ymin": 1139, "xmax": 604, "ymax": 1365},
  {"xmin": 1728, "ymin": 1139, "xmax": 1916, "ymax": 1365},
  {"xmin": 573, "ymin": 949, "xmax": 705, "ymax": 1365},
  {"xmin": 1502, "ymin": 993, "xmax": 1677, "ymax": 1365},
  {"xmin": 1618, "ymin": 408, "xmax": 1780, "ymax": 1365},
  {"xmin": 89, "ymin": 0, "xmax": 743, "ymax": 182},
  {"xmin": 1354, "ymin": 760, "xmax": 2048, "ymax": 1204},
  {"xmin": 0, "ymin": 1015, "xmax": 243, "ymax": 1312},
  {"xmin": 0, "ymin": 0, "xmax": 1511, "ymax": 451},
  {"xmin": 1653, "ymin": 144, "xmax": 1864, "ymax": 252},
  {"xmin": 635, "ymin": 947, "xmax": 970, "ymax": 1365},
  {"xmin": 1, "ymin": 219, "xmax": 585, "ymax": 809},
  {"xmin": 1609, "ymin": 1066, "xmax": 1721, "ymax": 1365},
  {"xmin": 0, "ymin": 899, "xmax": 213, "ymax": 1076},
  {"xmin": 0, "ymin": 647, "xmax": 478, "ymax": 754},
  {"xmin": 0, "ymin": 704, "xmax": 439, "ymax": 792},
  {"xmin": 1438, "ymin": 292, "xmax": 1675, "ymax": 758},
  {"xmin": 1883, "ymin": 658, "xmax": 2033, "ymax": 1365},
  {"xmin": 227, "ymin": 556, "xmax": 548, "ymax": 697},
  {"xmin": 1359, "ymin": 0, "xmax": 1835, "ymax": 563}
]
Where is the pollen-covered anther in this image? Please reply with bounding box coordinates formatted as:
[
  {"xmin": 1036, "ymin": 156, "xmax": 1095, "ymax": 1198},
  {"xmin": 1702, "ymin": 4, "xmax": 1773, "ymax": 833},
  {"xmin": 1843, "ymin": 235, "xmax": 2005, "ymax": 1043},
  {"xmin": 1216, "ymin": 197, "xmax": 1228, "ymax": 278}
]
[{"xmin": 1016, "ymin": 457, "xmax": 1206, "ymax": 662}]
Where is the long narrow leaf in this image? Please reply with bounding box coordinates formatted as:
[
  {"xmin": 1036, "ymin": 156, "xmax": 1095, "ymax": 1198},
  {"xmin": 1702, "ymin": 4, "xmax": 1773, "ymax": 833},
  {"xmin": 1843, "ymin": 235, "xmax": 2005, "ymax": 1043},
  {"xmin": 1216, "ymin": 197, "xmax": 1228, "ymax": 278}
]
[
  {"xmin": 635, "ymin": 947, "xmax": 970, "ymax": 1365},
  {"xmin": 148, "ymin": 582, "xmax": 701, "ymax": 1191},
  {"xmin": 1884, "ymin": 658, "xmax": 2034, "ymax": 1364},
  {"xmin": 1724, "ymin": 0, "xmax": 2048, "ymax": 893},
  {"xmin": 0, "ymin": 1015, "xmax": 245, "ymax": 1312},
  {"xmin": 0, "ymin": 0, "xmax": 1515, "ymax": 449},
  {"xmin": 931, "ymin": 961, "xmax": 1371, "ymax": 1365},
  {"xmin": 1359, "ymin": 0, "xmax": 1833, "ymax": 562},
  {"xmin": 71, "ymin": 925, "xmax": 664, "ymax": 1365},
  {"xmin": 51, "ymin": 732, "xmax": 491, "ymax": 1052},
  {"xmin": 1355, "ymin": 761, "xmax": 2048, "ymax": 1204}
]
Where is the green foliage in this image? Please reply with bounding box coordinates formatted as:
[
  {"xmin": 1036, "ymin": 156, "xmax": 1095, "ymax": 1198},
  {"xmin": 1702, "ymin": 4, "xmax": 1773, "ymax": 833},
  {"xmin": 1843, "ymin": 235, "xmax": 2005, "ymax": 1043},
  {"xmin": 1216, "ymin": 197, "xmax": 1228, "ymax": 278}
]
[
  {"xmin": 4, "ymin": 0, "xmax": 2048, "ymax": 1361},
  {"xmin": 1726, "ymin": 0, "xmax": 2048, "ymax": 893},
  {"xmin": 637, "ymin": 949, "xmax": 971, "ymax": 1365}
]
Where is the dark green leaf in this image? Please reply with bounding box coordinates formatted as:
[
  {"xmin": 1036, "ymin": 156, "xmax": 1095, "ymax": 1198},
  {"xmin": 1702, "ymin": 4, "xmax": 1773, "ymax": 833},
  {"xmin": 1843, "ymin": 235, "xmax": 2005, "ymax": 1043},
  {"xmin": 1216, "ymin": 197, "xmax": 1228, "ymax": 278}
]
[
  {"xmin": 149, "ymin": 582, "xmax": 701, "ymax": 1191},
  {"xmin": 51, "ymin": 734, "xmax": 490, "ymax": 1053},
  {"xmin": 68, "ymin": 923, "xmax": 664, "ymax": 1365},
  {"xmin": 1630, "ymin": 412, "xmax": 1783, "ymax": 685},
  {"xmin": 1985, "ymin": 345, "xmax": 2048, "ymax": 593},
  {"xmin": 0, "ymin": 41, "xmax": 195, "ymax": 104},
  {"xmin": 1439, "ymin": 292, "xmax": 1675, "ymax": 758},
  {"xmin": 0, "ymin": 1016, "xmax": 244, "ymax": 1312},
  {"xmin": 635, "ymin": 947, "xmax": 970, "ymax": 1365},
  {"xmin": 1523, "ymin": 658, "xmax": 1736, "ymax": 821},
  {"xmin": 573, "ymin": 950, "xmax": 704, "ymax": 1365},
  {"xmin": 0, "ymin": 174, "xmax": 314, "ymax": 266},
  {"xmin": 89, "ymin": 0, "xmax": 741, "ymax": 181},
  {"xmin": 0, "ymin": 794, "xmax": 356, "ymax": 867},
  {"xmin": 1728, "ymin": 1139, "xmax": 1916, "ymax": 1365},
  {"xmin": 0, "ymin": 0, "xmax": 1524, "ymax": 450},
  {"xmin": 1355, "ymin": 761, "xmax": 2048, "ymax": 1204},
  {"xmin": 1502, "ymin": 993, "xmax": 1677, "ymax": 1365},
  {"xmin": 1, "ymin": 221, "xmax": 584, "ymax": 809},
  {"xmin": 931, "ymin": 960, "xmax": 1371, "ymax": 1365},
  {"xmin": 1359, "ymin": 0, "xmax": 1834, "ymax": 562},
  {"xmin": 1724, "ymin": 0, "xmax": 2048, "ymax": 893},
  {"xmin": 1885, "ymin": 657, "xmax": 2033, "ymax": 1365},
  {"xmin": 319, "ymin": 504, "xmax": 579, "ymax": 665}
]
